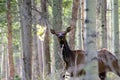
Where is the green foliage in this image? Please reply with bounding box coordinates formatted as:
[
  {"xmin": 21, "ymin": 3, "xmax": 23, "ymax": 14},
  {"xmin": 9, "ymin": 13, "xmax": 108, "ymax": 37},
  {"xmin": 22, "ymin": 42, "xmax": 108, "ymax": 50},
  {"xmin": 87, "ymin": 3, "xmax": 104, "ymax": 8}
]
[
  {"xmin": 47, "ymin": 0, "xmax": 52, "ymax": 6},
  {"xmin": 0, "ymin": 0, "xmax": 7, "ymax": 29},
  {"xmin": 48, "ymin": 5, "xmax": 53, "ymax": 25},
  {"xmin": 62, "ymin": 0, "xmax": 72, "ymax": 29},
  {"xmin": 14, "ymin": 75, "xmax": 21, "ymax": 80},
  {"xmin": 0, "ymin": 0, "xmax": 6, "ymax": 13},
  {"xmin": 47, "ymin": 0, "xmax": 72, "ymax": 28},
  {"xmin": 12, "ymin": 22, "xmax": 20, "ymax": 52},
  {"xmin": 0, "ymin": 0, "xmax": 19, "ymax": 45},
  {"xmin": 118, "ymin": 0, "xmax": 120, "ymax": 15},
  {"xmin": 36, "ymin": 24, "xmax": 46, "ymax": 41},
  {"xmin": 62, "ymin": 0, "xmax": 72, "ymax": 9}
]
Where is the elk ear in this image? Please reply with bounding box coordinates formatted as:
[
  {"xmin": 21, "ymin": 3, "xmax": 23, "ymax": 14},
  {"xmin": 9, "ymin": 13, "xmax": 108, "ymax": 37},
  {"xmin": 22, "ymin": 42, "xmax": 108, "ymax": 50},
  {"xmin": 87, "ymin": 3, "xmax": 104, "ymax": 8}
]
[
  {"xmin": 66, "ymin": 27, "xmax": 72, "ymax": 33},
  {"xmin": 50, "ymin": 29, "xmax": 56, "ymax": 34}
]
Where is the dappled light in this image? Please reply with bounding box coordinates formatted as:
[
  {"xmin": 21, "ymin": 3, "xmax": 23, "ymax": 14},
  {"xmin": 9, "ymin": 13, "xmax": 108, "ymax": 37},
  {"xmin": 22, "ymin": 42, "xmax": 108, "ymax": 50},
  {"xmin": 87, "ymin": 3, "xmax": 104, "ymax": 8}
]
[{"xmin": 0, "ymin": 0, "xmax": 120, "ymax": 80}]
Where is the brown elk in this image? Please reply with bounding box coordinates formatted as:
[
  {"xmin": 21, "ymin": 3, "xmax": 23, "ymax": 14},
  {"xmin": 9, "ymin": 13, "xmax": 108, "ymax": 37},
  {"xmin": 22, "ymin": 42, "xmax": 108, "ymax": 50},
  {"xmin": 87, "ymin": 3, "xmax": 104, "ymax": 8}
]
[{"xmin": 50, "ymin": 27, "xmax": 120, "ymax": 80}]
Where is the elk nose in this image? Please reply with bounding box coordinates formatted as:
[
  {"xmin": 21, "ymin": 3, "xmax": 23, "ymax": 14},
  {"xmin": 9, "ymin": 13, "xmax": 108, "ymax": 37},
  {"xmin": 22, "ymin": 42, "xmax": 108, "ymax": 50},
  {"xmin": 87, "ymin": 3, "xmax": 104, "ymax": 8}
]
[{"xmin": 59, "ymin": 36, "xmax": 63, "ymax": 39}]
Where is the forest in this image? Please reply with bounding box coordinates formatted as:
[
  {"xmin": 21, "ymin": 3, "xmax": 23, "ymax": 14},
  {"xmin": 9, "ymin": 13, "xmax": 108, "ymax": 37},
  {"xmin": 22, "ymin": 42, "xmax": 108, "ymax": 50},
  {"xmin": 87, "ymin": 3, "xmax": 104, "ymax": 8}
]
[{"xmin": 0, "ymin": 0, "xmax": 120, "ymax": 80}]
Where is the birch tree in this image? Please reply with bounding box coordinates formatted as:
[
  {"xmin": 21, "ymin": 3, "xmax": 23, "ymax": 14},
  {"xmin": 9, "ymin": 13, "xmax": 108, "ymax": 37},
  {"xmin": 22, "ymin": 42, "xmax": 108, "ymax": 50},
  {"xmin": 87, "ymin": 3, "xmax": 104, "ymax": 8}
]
[
  {"xmin": 7, "ymin": 0, "xmax": 15, "ymax": 79},
  {"xmin": 101, "ymin": 0, "xmax": 107, "ymax": 48},
  {"xmin": 83, "ymin": 0, "xmax": 98, "ymax": 79},
  {"xmin": 77, "ymin": 1, "xmax": 82, "ymax": 49},
  {"xmin": 96, "ymin": 0, "xmax": 102, "ymax": 49},
  {"xmin": 112, "ymin": 0, "xmax": 119, "ymax": 60},
  {"xmin": 81, "ymin": 0, "xmax": 85, "ymax": 49}
]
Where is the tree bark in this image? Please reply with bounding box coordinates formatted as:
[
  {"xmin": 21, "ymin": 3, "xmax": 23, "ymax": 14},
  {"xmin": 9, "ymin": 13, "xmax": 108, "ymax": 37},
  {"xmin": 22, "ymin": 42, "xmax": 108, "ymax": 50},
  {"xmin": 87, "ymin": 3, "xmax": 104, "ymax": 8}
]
[
  {"xmin": 40, "ymin": 0, "xmax": 51, "ymax": 75},
  {"xmin": 69, "ymin": 0, "xmax": 79, "ymax": 50},
  {"xmin": 6, "ymin": 49, "xmax": 9, "ymax": 80},
  {"xmin": 83, "ymin": 0, "xmax": 99, "ymax": 79},
  {"xmin": 7, "ymin": 0, "xmax": 15, "ymax": 79},
  {"xmin": 77, "ymin": 1, "xmax": 82, "ymax": 50},
  {"xmin": 1, "ymin": 45, "xmax": 6, "ymax": 80},
  {"xmin": 52, "ymin": 0, "xmax": 63, "ymax": 70},
  {"xmin": 33, "ymin": 0, "xmax": 51, "ymax": 79},
  {"xmin": 31, "ymin": 0, "xmax": 41, "ymax": 80},
  {"xmin": 37, "ymin": 39, "xmax": 43, "ymax": 77},
  {"xmin": 21, "ymin": 0, "xmax": 32, "ymax": 80},
  {"xmin": 17, "ymin": 0, "xmax": 26, "ymax": 79},
  {"xmin": 32, "ymin": 27, "xmax": 40, "ymax": 80},
  {"xmin": 96, "ymin": 0, "xmax": 101, "ymax": 49},
  {"xmin": 101, "ymin": 0, "xmax": 107, "ymax": 48},
  {"xmin": 112, "ymin": 0, "xmax": 119, "ymax": 60},
  {"xmin": 81, "ymin": 0, "xmax": 85, "ymax": 49}
]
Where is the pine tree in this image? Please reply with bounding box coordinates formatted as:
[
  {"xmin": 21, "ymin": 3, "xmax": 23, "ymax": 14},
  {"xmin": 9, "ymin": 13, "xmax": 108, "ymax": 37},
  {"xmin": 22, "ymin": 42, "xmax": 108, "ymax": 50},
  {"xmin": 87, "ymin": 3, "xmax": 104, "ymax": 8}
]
[
  {"xmin": 7, "ymin": 0, "xmax": 15, "ymax": 79},
  {"xmin": 21, "ymin": 0, "xmax": 32, "ymax": 80}
]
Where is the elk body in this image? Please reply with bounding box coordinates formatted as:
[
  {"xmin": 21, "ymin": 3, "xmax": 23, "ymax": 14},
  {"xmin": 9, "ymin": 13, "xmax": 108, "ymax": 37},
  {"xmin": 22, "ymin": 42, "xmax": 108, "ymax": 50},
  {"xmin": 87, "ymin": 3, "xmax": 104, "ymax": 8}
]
[{"xmin": 50, "ymin": 27, "xmax": 120, "ymax": 80}]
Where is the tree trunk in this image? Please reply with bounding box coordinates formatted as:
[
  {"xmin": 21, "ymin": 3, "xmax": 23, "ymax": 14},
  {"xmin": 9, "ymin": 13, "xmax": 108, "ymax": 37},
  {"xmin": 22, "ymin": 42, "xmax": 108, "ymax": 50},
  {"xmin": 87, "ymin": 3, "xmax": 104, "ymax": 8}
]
[
  {"xmin": 31, "ymin": 0, "xmax": 40, "ymax": 80},
  {"xmin": 101, "ymin": 0, "xmax": 107, "ymax": 48},
  {"xmin": 6, "ymin": 49, "xmax": 9, "ymax": 80},
  {"xmin": 96, "ymin": 0, "xmax": 101, "ymax": 49},
  {"xmin": 17, "ymin": 0, "xmax": 26, "ymax": 79},
  {"xmin": 41, "ymin": 0, "xmax": 51, "ymax": 75},
  {"xmin": 1, "ymin": 45, "xmax": 6, "ymax": 80},
  {"xmin": 33, "ymin": 1, "xmax": 44, "ymax": 79},
  {"xmin": 1, "ymin": 28, "xmax": 6, "ymax": 80},
  {"xmin": 33, "ymin": 0, "xmax": 51, "ymax": 79},
  {"xmin": 69, "ymin": 0, "xmax": 79, "ymax": 50},
  {"xmin": 83, "ymin": 0, "xmax": 98, "ymax": 79},
  {"xmin": 37, "ymin": 39, "xmax": 43, "ymax": 77},
  {"xmin": 7, "ymin": 0, "xmax": 15, "ymax": 79},
  {"xmin": 77, "ymin": 1, "xmax": 82, "ymax": 50},
  {"xmin": 32, "ymin": 27, "xmax": 39, "ymax": 80},
  {"xmin": 21, "ymin": 0, "xmax": 32, "ymax": 80},
  {"xmin": 44, "ymin": 27, "xmax": 51, "ymax": 74},
  {"xmin": 112, "ymin": 0, "xmax": 119, "ymax": 60},
  {"xmin": 81, "ymin": 0, "xmax": 85, "ymax": 49},
  {"xmin": 52, "ymin": 0, "xmax": 62, "ymax": 70}
]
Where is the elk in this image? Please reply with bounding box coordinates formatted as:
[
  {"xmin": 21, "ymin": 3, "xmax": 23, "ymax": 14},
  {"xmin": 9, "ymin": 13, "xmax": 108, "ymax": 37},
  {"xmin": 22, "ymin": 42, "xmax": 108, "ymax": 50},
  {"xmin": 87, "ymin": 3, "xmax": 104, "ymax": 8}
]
[{"xmin": 50, "ymin": 27, "xmax": 120, "ymax": 80}]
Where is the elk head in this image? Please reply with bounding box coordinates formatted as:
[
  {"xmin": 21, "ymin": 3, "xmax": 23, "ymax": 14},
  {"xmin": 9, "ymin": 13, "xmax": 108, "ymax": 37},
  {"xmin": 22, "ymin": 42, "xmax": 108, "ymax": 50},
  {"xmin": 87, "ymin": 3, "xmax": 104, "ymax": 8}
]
[{"xmin": 50, "ymin": 27, "xmax": 72, "ymax": 47}]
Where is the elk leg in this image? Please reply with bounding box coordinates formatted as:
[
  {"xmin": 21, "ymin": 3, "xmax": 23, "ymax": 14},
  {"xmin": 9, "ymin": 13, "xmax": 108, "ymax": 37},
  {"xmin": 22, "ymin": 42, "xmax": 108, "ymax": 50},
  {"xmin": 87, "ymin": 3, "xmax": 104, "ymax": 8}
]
[
  {"xmin": 64, "ymin": 71, "xmax": 71, "ymax": 80},
  {"xmin": 78, "ymin": 69, "xmax": 86, "ymax": 76},
  {"xmin": 99, "ymin": 72, "xmax": 106, "ymax": 80},
  {"xmin": 117, "ymin": 72, "xmax": 120, "ymax": 77}
]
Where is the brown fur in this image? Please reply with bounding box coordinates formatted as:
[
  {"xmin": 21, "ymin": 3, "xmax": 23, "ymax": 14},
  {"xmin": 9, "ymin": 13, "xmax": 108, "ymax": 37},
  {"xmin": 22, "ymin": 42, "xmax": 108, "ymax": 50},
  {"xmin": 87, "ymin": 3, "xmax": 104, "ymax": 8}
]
[
  {"xmin": 66, "ymin": 49, "xmax": 120, "ymax": 79},
  {"xmin": 51, "ymin": 27, "xmax": 120, "ymax": 80}
]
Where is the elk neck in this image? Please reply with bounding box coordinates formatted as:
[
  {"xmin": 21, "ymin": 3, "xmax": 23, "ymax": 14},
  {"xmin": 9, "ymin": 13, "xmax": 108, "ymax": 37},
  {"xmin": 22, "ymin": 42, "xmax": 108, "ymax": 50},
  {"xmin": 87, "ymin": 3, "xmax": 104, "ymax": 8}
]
[{"xmin": 61, "ymin": 39, "xmax": 74, "ymax": 64}]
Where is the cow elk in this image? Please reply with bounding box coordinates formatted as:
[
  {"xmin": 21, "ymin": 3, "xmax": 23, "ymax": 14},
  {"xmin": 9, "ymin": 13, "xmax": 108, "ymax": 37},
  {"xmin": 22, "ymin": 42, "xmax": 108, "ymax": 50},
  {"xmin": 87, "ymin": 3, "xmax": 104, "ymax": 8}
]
[{"xmin": 50, "ymin": 27, "xmax": 120, "ymax": 80}]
